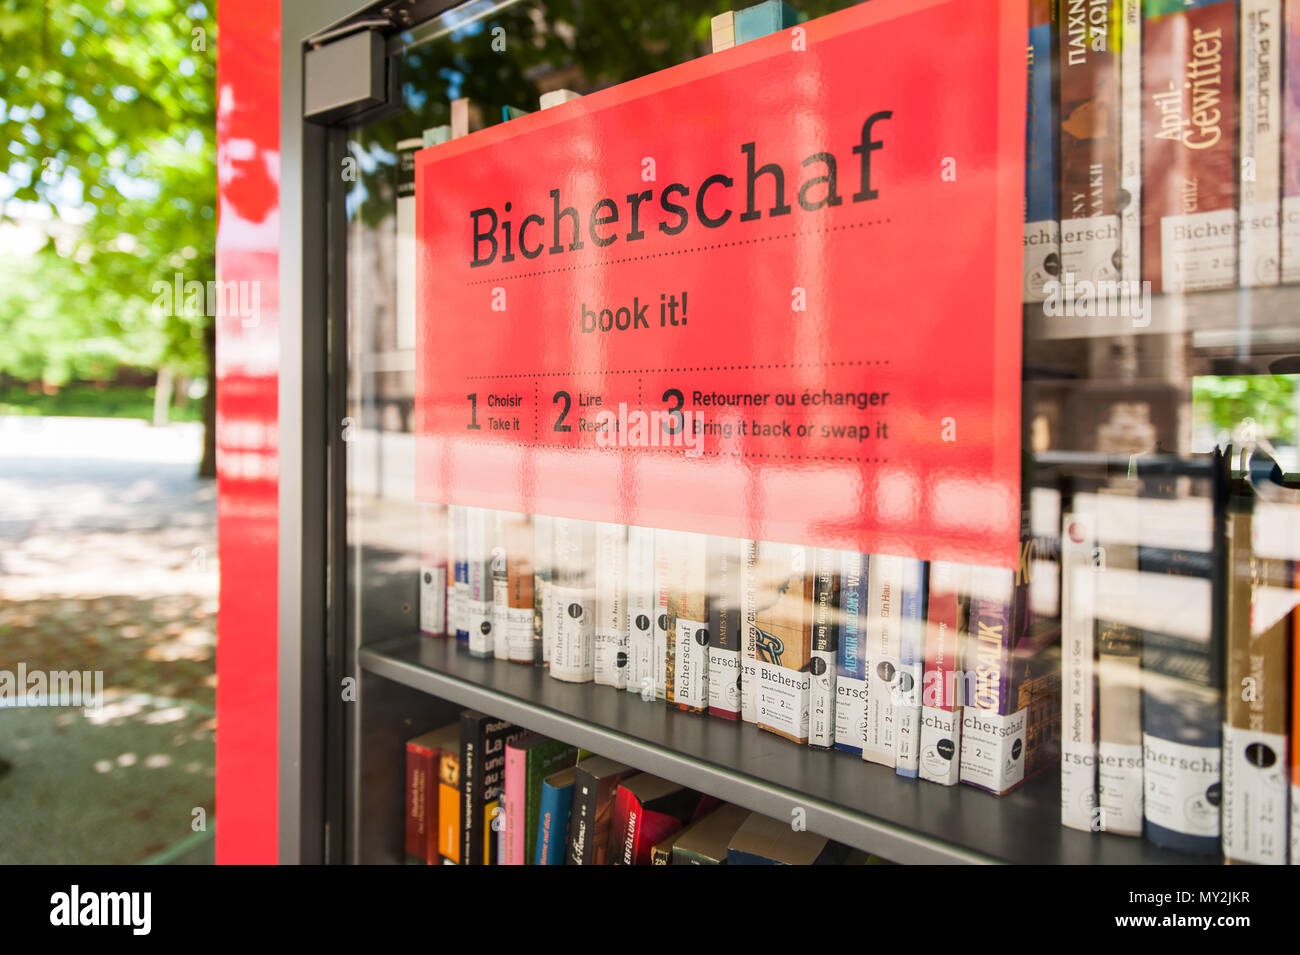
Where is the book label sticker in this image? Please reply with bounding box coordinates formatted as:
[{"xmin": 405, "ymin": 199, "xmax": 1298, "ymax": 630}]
[
  {"xmin": 550, "ymin": 585, "xmax": 594, "ymax": 681},
  {"xmin": 1221, "ymin": 725, "xmax": 1288, "ymax": 864},
  {"xmin": 420, "ymin": 565, "xmax": 447, "ymax": 634},
  {"xmin": 415, "ymin": 0, "xmax": 1026, "ymax": 568},
  {"xmin": 673, "ymin": 617, "xmax": 709, "ymax": 709},
  {"xmin": 959, "ymin": 707, "xmax": 1027, "ymax": 792},
  {"xmin": 918, "ymin": 707, "xmax": 962, "ymax": 785},
  {"xmin": 757, "ymin": 660, "xmax": 810, "ymax": 741},
  {"xmin": 1142, "ymin": 733, "xmax": 1222, "ymax": 838},
  {"xmin": 1097, "ymin": 742, "xmax": 1144, "ymax": 835}
]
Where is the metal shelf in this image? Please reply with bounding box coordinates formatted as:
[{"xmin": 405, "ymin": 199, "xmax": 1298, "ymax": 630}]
[{"xmin": 358, "ymin": 635, "xmax": 1199, "ymax": 866}]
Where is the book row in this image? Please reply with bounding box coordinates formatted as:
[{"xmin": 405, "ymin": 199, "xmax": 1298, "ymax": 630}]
[
  {"xmin": 405, "ymin": 712, "xmax": 894, "ymax": 865},
  {"xmin": 1024, "ymin": 0, "xmax": 1300, "ymax": 300}
]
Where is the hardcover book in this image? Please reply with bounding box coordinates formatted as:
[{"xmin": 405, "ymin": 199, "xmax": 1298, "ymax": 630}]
[
  {"xmin": 725, "ymin": 811, "xmax": 847, "ymax": 865},
  {"xmin": 1059, "ymin": 0, "xmax": 1121, "ymax": 294},
  {"xmin": 808, "ymin": 548, "xmax": 840, "ymax": 748},
  {"xmin": 594, "ymin": 522, "xmax": 629, "ymax": 688},
  {"xmin": 405, "ymin": 723, "xmax": 458, "ymax": 864},
  {"xmin": 549, "ymin": 517, "xmax": 596, "ymax": 683},
  {"xmin": 1239, "ymin": 0, "xmax": 1283, "ymax": 286},
  {"xmin": 895, "ymin": 558, "xmax": 927, "ymax": 777},
  {"xmin": 609, "ymin": 774, "xmax": 704, "ymax": 865},
  {"xmin": 535, "ymin": 766, "xmax": 578, "ymax": 866},
  {"xmin": 567, "ymin": 756, "xmax": 635, "ymax": 865},
  {"xmin": 1060, "ymin": 503, "xmax": 1099, "ymax": 832},
  {"xmin": 626, "ymin": 525, "xmax": 656, "ymax": 696},
  {"xmin": 419, "ymin": 504, "xmax": 447, "ymax": 637},
  {"xmin": 708, "ymin": 535, "xmax": 745, "ymax": 719},
  {"xmin": 651, "ymin": 829, "xmax": 686, "ymax": 865},
  {"xmin": 863, "ymin": 554, "xmax": 904, "ymax": 767},
  {"xmin": 919, "ymin": 560, "xmax": 966, "ymax": 785},
  {"xmin": 459, "ymin": 711, "xmax": 524, "ymax": 865},
  {"xmin": 1143, "ymin": 0, "xmax": 1239, "ymax": 292},
  {"xmin": 493, "ymin": 511, "xmax": 535, "ymax": 663},
  {"xmin": 665, "ymin": 530, "xmax": 710, "ymax": 713},
  {"xmin": 835, "ymin": 552, "xmax": 869, "ymax": 754},
  {"xmin": 503, "ymin": 734, "xmax": 578, "ymax": 865},
  {"xmin": 438, "ymin": 746, "xmax": 461, "ymax": 864},
  {"xmin": 754, "ymin": 541, "xmax": 813, "ymax": 743},
  {"xmin": 1025, "ymin": 0, "xmax": 1061, "ymax": 302},
  {"xmin": 672, "ymin": 803, "xmax": 752, "ymax": 865}
]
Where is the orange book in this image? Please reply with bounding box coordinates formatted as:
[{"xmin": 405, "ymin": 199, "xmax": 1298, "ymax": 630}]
[{"xmin": 438, "ymin": 749, "xmax": 461, "ymax": 864}]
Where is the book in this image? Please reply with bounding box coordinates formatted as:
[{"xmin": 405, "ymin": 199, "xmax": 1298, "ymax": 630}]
[
  {"xmin": 863, "ymin": 554, "xmax": 904, "ymax": 767},
  {"xmin": 419, "ymin": 504, "xmax": 447, "ymax": 637},
  {"xmin": 808, "ymin": 547, "xmax": 840, "ymax": 748},
  {"xmin": 493, "ymin": 511, "xmax": 535, "ymax": 663},
  {"xmin": 438, "ymin": 746, "xmax": 461, "ymax": 864},
  {"xmin": 594, "ymin": 522, "xmax": 629, "ymax": 688},
  {"xmin": 1119, "ymin": 0, "xmax": 1142, "ymax": 285},
  {"xmin": 651, "ymin": 829, "xmax": 686, "ymax": 865},
  {"xmin": 653, "ymin": 528, "xmax": 672, "ymax": 700},
  {"xmin": 1060, "ymin": 502, "xmax": 1100, "ymax": 831},
  {"xmin": 405, "ymin": 723, "xmax": 458, "ymax": 864},
  {"xmin": 734, "ymin": 0, "xmax": 805, "ymax": 45},
  {"xmin": 1059, "ymin": 0, "xmax": 1121, "ymax": 295},
  {"xmin": 458, "ymin": 711, "xmax": 524, "ymax": 865},
  {"xmin": 835, "ymin": 552, "xmax": 869, "ymax": 754},
  {"xmin": 1283, "ymin": 0, "xmax": 1300, "ymax": 282},
  {"xmin": 1240, "ymin": 0, "xmax": 1283, "ymax": 286},
  {"xmin": 1094, "ymin": 487, "xmax": 1144, "ymax": 836},
  {"xmin": 708, "ymin": 535, "xmax": 745, "ymax": 719},
  {"xmin": 549, "ymin": 517, "xmax": 596, "ymax": 682},
  {"xmin": 535, "ymin": 766, "xmax": 578, "ymax": 865},
  {"xmin": 665, "ymin": 530, "xmax": 710, "ymax": 713},
  {"xmin": 1025, "ymin": 0, "xmax": 1061, "ymax": 302},
  {"xmin": 609, "ymin": 774, "xmax": 703, "ymax": 865},
  {"xmin": 672, "ymin": 803, "xmax": 752, "ymax": 865},
  {"xmin": 1222, "ymin": 492, "xmax": 1294, "ymax": 864},
  {"xmin": 1140, "ymin": 455, "xmax": 1224, "ymax": 855},
  {"xmin": 725, "ymin": 811, "xmax": 847, "ymax": 865},
  {"xmin": 567, "ymin": 756, "xmax": 635, "ymax": 865},
  {"xmin": 755, "ymin": 541, "xmax": 813, "ymax": 743},
  {"xmin": 465, "ymin": 507, "xmax": 496, "ymax": 658},
  {"xmin": 895, "ymin": 558, "xmax": 927, "ymax": 777},
  {"xmin": 503, "ymin": 734, "xmax": 578, "ymax": 866},
  {"xmin": 1143, "ymin": 0, "xmax": 1239, "ymax": 293},
  {"xmin": 534, "ymin": 514, "xmax": 554, "ymax": 666},
  {"xmin": 710, "ymin": 10, "xmax": 736, "ymax": 53},
  {"xmin": 740, "ymin": 538, "xmax": 761, "ymax": 722},
  {"xmin": 538, "ymin": 89, "xmax": 581, "ymax": 110},
  {"xmin": 919, "ymin": 560, "xmax": 966, "ymax": 785},
  {"xmin": 626, "ymin": 524, "xmax": 656, "ymax": 697},
  {"xmin": 452, "ymin": 504, "xmax": 469, "ymax": 643}
]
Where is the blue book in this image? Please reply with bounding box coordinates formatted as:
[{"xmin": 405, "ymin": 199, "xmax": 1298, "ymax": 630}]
[
  {"xmin": 734, "ymin": 0, "xmax": 805, "ymax": 44},
  {"xmin": 895, "ymin": 559, "xmax": 927, "ymax": 778},
  {"xmin": 1023, "ymin": 0, "xmax": 1059, "ymax": 302},
  {"xmin": 534, "ymin": 765, "xmax": 577, "ymax": 865},
  {"xmin": 834, "ymin": 553, "xmax": 869, "ymax": 754}
]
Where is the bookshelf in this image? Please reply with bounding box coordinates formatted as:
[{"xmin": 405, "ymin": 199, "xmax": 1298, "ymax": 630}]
[{"xmin": 359, "ymin": 634, "xmax": 1196, "ymax": 865}]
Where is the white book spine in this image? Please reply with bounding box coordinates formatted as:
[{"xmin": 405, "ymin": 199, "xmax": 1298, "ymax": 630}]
[
  {"xmin": 490, "ymin": 511, "xmax": 510, "ymax": 660},
  {"xmin": 625, "ymin": 525, "xmax": 656, "ymax": 696},
  {"xmin": 1060, "ymin": 506, "xmax": 1099, "ymax": 832},
  {"xmin": 863, "ymin": 554, "xmax": 903, "ymax": 767},
  {"xmin": 740, "ymin": 539, "xmax": 760, "ymax": 723},
  {"xmin": 1240, "ymin": 0, "xmax": 1283, "ymax": 287},
  {"xmin": 808, "ymin": 547, "xmax": 838, "ymax": 748},
  {"xmin": 1119, "ymin": 0, "xmax": 1142, "ymax": 285},
  {"xmin": 549, "ymin": 518, "xmax": 594, "ymax": 682},
  {"xmin": 465, "ymin": 507, "xmax": 495, "ymax": 657},
  {"xmin": 894, "ymin": 557, "xmax": 926, "ymax": 777},
  {"xmin": 419, "ymin": 504, "xmax": 447, "ymax": 636},
  {"xmin": 532, "ymin": 514, "xmax": 554, "ymax": 666},
  {"xmin": 669, "ymin": 531, "xmax": 709, "ymax": 711},
  {"xmin": 652, "ymin": 529, "xmax": 672, "ymax": 700},
  {"xmin": 593, "ymin": 522, "xmax": 629, "ymax": 688}
]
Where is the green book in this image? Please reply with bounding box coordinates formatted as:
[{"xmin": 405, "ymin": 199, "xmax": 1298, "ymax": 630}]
[{"xmin": 504, "ymin": 733, "xmax": 578, "ymax": 865}]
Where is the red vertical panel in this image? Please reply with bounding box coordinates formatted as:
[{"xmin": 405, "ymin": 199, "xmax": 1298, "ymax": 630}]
[{"xmin": 216, "ymin": 0, "xmax": 281, "ymax": 864}]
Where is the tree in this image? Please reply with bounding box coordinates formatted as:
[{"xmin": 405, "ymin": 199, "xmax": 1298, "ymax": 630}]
[{"xmin": 0, "ymin": 0, "xmax": 216, "ymax": 475}]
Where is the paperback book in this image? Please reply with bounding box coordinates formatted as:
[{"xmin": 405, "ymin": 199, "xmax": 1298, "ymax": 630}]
[
  {"xmin": 550, "ymin": 518, "xmax": 596, "ymax": 683},
  {"xmin": 863, "ymin": 554, "xmax": 903, "ymax": 767},
  {"xmin": 708, "ymin": 535, "xmax": 744, "ymax": 720},
  {"xmin": 665, "ymin": 530, "xmax": 709, "ymax": 713},
  {"xmin": 835, "ymin": 552, "xmax": 869, "ymax": 754},
  {"xmin": 567, "ymin": 756, "xmax": 635, "ymax": 865},
  {"xmin": 808, "ymin": 547, "xmax": 840, "ymax": 748},
  {"xmin": 754, "ymin": 541, "xmax": 813, "ymax": 743},
  {"xmin": 594, "ymin": 522, "xmax": 629, "ymax": 688},
  {"xmin": 493, "ymin": 512, "xmax": 535, "ymax": 663},
  {"xmin": 626, "ymin": 525, "xmax": 656, "ymax": 697},
  {"xmin": 894, "ymin": 558, "xmax": 927, "ymax": 777},
  {"xmin": 459, "ymin": 711, "xmax": 524, "ymax": 865},
  {"xmin": 419, "ymin": 504, "xmax": 447, "ymax": 637},
  {"xmin": 503, "ymin": 734, "xmax": 578, "ymax": 865},
  {"xmin": 919, "ymin": 560, "xmax": 966, "ymax": 785}
]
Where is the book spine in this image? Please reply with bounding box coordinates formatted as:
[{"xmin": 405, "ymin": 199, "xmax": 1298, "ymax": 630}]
[
  {"xmin": 708, "ymin": 535, "xmax": 744, "ymax": 719},
  {"xmin": 567, "ymin": 770, "xmax": 599, "ymax": 864},
  {"xmin": 1060, "ymin": 506, "xmax": 1100, "ymax": 831},
  {"xmin": 626, "ymin": 525, "xmax": 656, "ymax": 696},
  {"xmin": 438, "ymin": 750, "xmax": 460, "ymax": 864},
  {"xmin": 490, "ymin": 513, "xmax": 509, "ymax": 660},
  {"xmin": 1223, "ymin": 505, "xmax": 1291, "ymax": 864},
  {"xmin": 594, "ymin": 522, "xmax": 629, "ymax": 688},
  {"xmin": 919, "ymin": 561, "xmax": 965, "ymax": 785},
  {"xmin": 1143, "ymin": 0, "xmax": 1239, "ymax": 293},
  {"xmin": 1240, "ymin": 0, "xmax": 1283, "ymax": 286},
  {"xmin": 808, "ymin": 547, "xmax": 840, "ymax": 748},
  {"xmin": 453, "ymin": 505, "xmax": 469, "ymax": 643},
  {"xmin": 503, "ymin": 741, "xmax": 526, "ymax": 865},
  {"xmin": 1119, "ymin": 0, "xmax": 1142, "ymax": 285},
  {"xmin": 534, "ymin": 514, "xmax": 554, "ymax": 666},
  {"xmin": 465, "ymin": 507, "xmax": 494, "ymax": 656},
  {"xmin": 863, "ymin": 554, "xmax": 903, "ymax": 767},
  {"xmin": 503, "ymin": 514, "xmax": 535, "ymax": 662},
  {"xmin": 536, "ymin": 779, "xmax": 573, "ymax": 866},
  {"xmin": 835, "ymin": 552, "xmax": 869, "ymax": 754},
  {"xmin": 1059, "ymin": 0, "xmax": 1121, "ymax": 293},
  {"xmin": 459, "ymin": 714, "xmax": 483, "ymax": 865},
  {"xmin": 895, "ymin": 558, "xmax": 927, "ymax": 776},
  {"xmin": 755, "ymin": 542, "xmax": 812, "ymax": 743},
  {"xmin": 405, "ymin": 742, "xmax": 436, "ymax": 863},
  {"xmin": 740, "ymin": 539, "xmax": 761, "ymax": 722},
  {"xmin": 653, "ymin": 528, "xmax": 673, "ymax": 700},
  {"xmin": 549, "ymin": 518, "xmax": 595, "ymax": 682},
  {"xmin": 667, "ymin": 531, "xmax": 710, "ymax": 713},
  {"xmin": 1025, "ymin": 0, "xmax": 1061, "ymax": 302},
  {"xmin": 710, "ymin": 10, "xmax": 736, "ymax": 52},
  {"xmin": 1283, "ymin": 0, "xmax": 1300, "ymax": 282},
  {"xmin": 959, "ymin": 567, "xmax": 1023, "ymax": 793},
  {"xmin": 419, "ymin": 504, "xmax": 448, "ymax": 636}
]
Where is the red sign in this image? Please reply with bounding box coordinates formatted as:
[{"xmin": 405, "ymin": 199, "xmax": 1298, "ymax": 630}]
[{"xmin": 417, "ymin": 0, "xmax": 1026, "ymax": 566}]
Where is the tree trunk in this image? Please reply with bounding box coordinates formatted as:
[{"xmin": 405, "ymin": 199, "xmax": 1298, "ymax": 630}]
[{"xmin": 198, "ymin": 320, "xmax": 217, "ymax": 479}]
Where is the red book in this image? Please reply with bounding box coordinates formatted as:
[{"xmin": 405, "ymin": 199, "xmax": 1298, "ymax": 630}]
[
  {"xmin": 608, "ymin": 774, "xmax": 708, "ymax": 866},
  {"xmin": 404, "ymin": 724, "xmax": 458, "ymax": 864}
]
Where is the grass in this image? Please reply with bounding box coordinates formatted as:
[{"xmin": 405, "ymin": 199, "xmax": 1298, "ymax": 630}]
[{"xmin": 0, "ymin": 385, "xmax": 202, "ymax": 422}]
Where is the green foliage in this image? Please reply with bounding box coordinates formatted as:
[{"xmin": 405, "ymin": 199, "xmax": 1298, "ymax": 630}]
[
  {"xmin": 0, "ymin": 0, "xmax": 215, "ymax": 381},
  {"xmin": 1193, "ymin": 374, "xmax": 1298, "ymax": 445}
]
